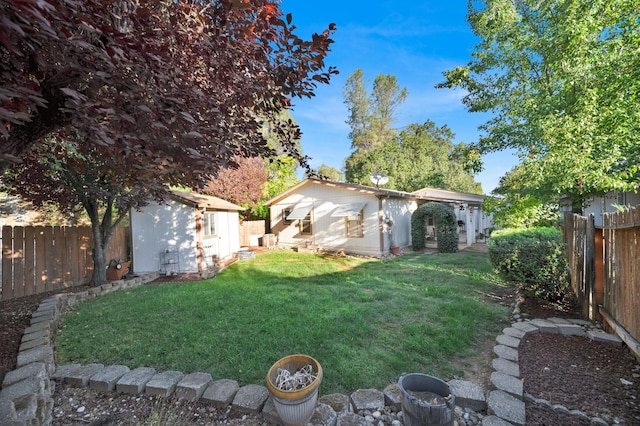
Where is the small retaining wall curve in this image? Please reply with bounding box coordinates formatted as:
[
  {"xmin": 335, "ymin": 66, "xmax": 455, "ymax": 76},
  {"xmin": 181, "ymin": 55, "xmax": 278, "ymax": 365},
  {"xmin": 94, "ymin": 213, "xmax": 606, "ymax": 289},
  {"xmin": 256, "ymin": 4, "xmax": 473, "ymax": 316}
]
[{"xmin": 0, "ymin": 274, "xmax": 159, "ymax": 425}]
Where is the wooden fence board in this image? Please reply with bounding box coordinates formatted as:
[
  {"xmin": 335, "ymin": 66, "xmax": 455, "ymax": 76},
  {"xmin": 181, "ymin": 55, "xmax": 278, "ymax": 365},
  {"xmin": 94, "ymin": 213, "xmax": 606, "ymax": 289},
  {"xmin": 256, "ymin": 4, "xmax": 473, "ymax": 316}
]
[
  {"xmin": 67, "ymin": 227, "xmax": 79, "ymax": 287},
  {"xmin": 601, "ymin": 206, "xmax": 640, "ymax": 351},
  {"xmin": 78, "ymin": 227, "xmax": 93, "ymax": 282},
  {"xmin": 35, "ymin": 226, "xmax": 46, "ymax": 294},
  {"xmin": 0, "ymin": 225, "xmax": 129, "ymax": 300},
  {"xmin": 24, "ymin": 227, "xmax": 35, "ymax": 296},
  {"xmin": 2, "ymin": 226, "xmax": 13, "ymax": 301},
  {"xmin": 566, "ymin": 206, "xmax": 640, "ymax": 352},
  {"xmin": 54, "ymin": 226, "xmax": 65, "ymax": 289},
  {"xmin": 563, "ymin": 213, "xmax": 596, "ymax": 319},
  {"xmin": 42, "ymin": 226, "xmax": 54, "ymax": 292},
  {"xmin": 13, "ymin": 226, "xmax": 24, "ymax": 299},
  {"xmin": 240, "ymin": 220, "xmax": 266, "ymax": 247}
]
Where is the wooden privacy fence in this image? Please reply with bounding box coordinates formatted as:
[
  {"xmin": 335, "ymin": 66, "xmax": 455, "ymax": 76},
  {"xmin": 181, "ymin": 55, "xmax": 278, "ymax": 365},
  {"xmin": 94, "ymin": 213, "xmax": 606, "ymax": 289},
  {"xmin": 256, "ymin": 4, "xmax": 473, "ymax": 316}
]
[
  {"xmin": 563, "ymin": 207, "xmax": 640, "ymax": 359},
  {"xmin": 239, "ymin": 220, "xmax": 266, "ymax": 247},
  {"xmin": 601, "ymin": 207, "xmax": 640, "ymax": 357},
  {"xmin": 1, "ymin": 226, "xmax": 128, "ymax": 301},
  {"xmin": 563, "ymin": 213, "xmax": 598, "ymax": 320}
]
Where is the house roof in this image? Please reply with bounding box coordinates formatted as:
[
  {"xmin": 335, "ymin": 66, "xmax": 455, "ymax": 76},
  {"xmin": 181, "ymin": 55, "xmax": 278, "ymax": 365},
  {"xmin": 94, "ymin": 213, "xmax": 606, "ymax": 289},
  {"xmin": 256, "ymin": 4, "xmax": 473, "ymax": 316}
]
[
  {"xmin": 411, "ymin": 187, "xmax": 485, "ymax": 206},
  {"xmin": 265, "ymin": 178, "xmax": 485, "ymax": 206},
  {"xmin": 170, "ymin": 190, "xmax": 245, "ymax": 211}
]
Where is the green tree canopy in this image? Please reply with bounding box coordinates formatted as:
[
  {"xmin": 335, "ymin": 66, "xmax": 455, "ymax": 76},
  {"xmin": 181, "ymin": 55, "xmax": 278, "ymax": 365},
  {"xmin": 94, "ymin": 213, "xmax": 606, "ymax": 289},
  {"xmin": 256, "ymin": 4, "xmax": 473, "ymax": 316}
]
[
  {"xmin": 483, "ymin": 164, "xmax": 562, "ymax": 229},
  {"xmin": 0, "ymin": 1, "xmax": 336, "ymax": 285},
  {"xmin": 312, "ymin": 164, "xmax": 344, "ymax": 181},
  {"xmin": 346, "ymin": 121, "xmax": 483, "ymax": 193},
  {"xmin": 343, "ymin": 69, "xmax": 407, "ymax": 153},
  {"xmin": 438, "ymin": 0, "xmax": 640, "ymax": 209}
]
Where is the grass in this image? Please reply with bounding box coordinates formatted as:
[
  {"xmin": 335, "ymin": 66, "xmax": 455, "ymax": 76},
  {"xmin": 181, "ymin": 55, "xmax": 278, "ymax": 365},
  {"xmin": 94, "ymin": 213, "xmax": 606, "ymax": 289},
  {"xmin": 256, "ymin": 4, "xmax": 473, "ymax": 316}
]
[{"xmin": 56, "ymin": 251, "xmax": 511, "ymax": 394}]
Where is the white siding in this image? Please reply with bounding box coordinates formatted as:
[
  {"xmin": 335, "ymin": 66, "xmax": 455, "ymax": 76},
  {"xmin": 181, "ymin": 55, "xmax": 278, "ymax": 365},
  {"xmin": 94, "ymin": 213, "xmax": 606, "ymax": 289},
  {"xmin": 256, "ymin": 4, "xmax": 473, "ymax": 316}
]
[
  {"xmin": 270, "ymin": 185, "xmax": 418, "ymax": 257},
  {"xmin": 215, "ymin": 211, "xmax": 241, "ymax": 258},
  {"xmin": 382, "ymin": 198, "xmax": 418, "ymax": 250},
  {"xmin": 584, "ymin": 191, "xmax": 640, "ymax": 226},
  {"xmin": 131, "ymin": 199, "xmax": 198, "ymax": 273}
]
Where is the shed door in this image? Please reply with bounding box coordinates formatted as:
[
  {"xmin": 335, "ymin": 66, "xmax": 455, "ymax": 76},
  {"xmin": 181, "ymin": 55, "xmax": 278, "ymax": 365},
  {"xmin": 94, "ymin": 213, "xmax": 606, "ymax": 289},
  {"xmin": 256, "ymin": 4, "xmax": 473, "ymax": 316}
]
[
  {"xmin": 217, "ymin": 213, "xmax": 231, "ymax": 259},
  {"xmin": 202, "ymin": 238, "xmax": 219, "ymax": 269}
]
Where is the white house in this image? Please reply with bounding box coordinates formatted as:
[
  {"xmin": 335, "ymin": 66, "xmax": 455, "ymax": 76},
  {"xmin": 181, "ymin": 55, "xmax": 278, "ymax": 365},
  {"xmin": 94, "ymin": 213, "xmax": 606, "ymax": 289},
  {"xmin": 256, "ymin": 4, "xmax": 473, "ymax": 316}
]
[
  {"xmin": 560, "ymin": 189, "xmax": 640, "ymax": 226},
  {"xmin": 582, "ymin": 190, "xmax": 640, "ymax": 226},
  {"xmin": 266, "ymin": 179, "xmax": 492, "ymax": 257},
  {"xmin": 130, "ymin": 190, "xmax": 244, "ymax": 276}
]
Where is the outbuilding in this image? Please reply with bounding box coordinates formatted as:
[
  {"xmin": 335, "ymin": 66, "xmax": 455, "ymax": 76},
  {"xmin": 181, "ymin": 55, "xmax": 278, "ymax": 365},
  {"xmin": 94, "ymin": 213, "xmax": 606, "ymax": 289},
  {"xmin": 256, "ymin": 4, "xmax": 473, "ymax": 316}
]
[{"xmin": 130, "ymin": 190, "xmax": 244, "ymax": 277}]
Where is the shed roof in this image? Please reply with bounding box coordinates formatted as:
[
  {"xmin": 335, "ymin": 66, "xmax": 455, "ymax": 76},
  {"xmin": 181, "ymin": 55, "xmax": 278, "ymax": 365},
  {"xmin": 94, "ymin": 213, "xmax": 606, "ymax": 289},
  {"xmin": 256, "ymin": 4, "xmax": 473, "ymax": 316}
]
[{"xmin": 170, "ymin": 190, "xmax": 245, "ymax": 211}]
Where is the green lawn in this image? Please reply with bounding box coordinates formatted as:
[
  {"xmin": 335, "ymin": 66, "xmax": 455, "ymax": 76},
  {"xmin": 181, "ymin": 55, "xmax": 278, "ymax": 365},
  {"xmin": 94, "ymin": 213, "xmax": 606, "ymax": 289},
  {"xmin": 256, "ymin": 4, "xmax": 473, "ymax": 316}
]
[{"xmin": 56, "ymin": 251, "xmax": 511, "ymax": 394}]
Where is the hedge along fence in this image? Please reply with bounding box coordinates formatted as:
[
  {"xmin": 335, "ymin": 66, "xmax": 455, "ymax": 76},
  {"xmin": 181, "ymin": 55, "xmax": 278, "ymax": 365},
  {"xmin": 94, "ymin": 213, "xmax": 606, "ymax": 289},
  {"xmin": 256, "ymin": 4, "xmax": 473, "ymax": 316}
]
[
  {"xmin": 411, "ymin": 202, "xmax": 459, "ymax": 253},
  {"xmin": 487, "ymin": 227, "xmax": 570, "ymax": 301},
  {"xmin": 1, "ymin": 225, "xmax": 129, "ymax": 301}
]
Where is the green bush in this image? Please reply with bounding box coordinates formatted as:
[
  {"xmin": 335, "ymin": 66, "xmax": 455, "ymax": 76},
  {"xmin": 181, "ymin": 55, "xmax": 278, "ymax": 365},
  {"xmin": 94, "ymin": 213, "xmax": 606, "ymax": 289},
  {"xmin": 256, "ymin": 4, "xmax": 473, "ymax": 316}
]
[
  {"xmin": 488, "ymin": 227, "xmax": 569, "ymax": 301},
  {"xmin": 411, "ymin": 202, "xmax": 458, "ymax": 253}
]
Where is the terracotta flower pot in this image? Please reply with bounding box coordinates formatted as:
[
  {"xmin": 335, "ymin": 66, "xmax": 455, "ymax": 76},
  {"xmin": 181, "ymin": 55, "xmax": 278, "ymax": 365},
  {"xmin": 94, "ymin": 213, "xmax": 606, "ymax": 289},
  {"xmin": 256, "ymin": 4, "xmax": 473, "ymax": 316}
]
[{"xmin": 265, "ymin": 354, "xmax": 323, "ymax": 426}]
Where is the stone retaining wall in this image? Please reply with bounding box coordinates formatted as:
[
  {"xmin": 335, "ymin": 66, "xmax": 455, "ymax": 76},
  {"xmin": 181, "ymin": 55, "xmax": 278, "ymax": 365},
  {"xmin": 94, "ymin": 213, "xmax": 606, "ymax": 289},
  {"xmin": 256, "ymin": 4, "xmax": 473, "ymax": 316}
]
[
  {"xmin": 0, "ymin": 274, "xmax": 159, "ymax": 425},
  {"xmin": 1, "ymin": 273, "xmax": 627, "ymax": 426}
]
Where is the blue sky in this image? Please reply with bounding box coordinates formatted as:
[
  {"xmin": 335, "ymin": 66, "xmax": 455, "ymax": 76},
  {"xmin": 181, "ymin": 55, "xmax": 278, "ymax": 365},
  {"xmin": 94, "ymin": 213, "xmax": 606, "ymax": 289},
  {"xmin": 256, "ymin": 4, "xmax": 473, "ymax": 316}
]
[{"xmin": 280, "ymin": 1, "xmax": 518, "ymax": 194}]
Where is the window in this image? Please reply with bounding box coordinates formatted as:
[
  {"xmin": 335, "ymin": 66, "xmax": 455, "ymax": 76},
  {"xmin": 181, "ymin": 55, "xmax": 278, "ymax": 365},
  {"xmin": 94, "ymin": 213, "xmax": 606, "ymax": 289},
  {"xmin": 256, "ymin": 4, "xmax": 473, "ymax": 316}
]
[
  {"xmin": 283, "ymin": 208, "xmax": 293, "ymax": 225},
  {"xmin": 203, "ymin": 212, "xmax": 216, "ymax": 236},
  {"xmin": 346, "ymin": 210, "xmax": 364, "ymax": 238},
  {"xmin": 299, "ymin": 211, "xmax": 313, "ymax": 235}
]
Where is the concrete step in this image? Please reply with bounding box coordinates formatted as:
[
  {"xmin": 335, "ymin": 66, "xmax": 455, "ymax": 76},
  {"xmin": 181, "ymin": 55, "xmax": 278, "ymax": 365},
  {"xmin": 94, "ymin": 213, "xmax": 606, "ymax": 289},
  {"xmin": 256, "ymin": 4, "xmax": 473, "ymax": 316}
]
[{"xmin": 487, "ymin": 390, "xmax": 525, "ymax": 425}]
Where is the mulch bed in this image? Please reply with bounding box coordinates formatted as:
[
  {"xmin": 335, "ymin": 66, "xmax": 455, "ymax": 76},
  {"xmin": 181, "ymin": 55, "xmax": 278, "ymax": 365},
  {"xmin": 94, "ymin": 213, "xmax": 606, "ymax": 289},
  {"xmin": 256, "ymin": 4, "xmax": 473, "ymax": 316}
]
[{"xmin": 518, "ymin": 297, "xmax": 640, "ymax": 425}]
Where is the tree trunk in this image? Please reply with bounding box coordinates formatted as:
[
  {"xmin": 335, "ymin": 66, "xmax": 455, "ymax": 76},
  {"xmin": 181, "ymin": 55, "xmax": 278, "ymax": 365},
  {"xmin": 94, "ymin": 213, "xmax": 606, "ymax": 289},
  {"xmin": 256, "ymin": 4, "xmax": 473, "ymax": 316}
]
[
  {"xmin": 91, "ymin": 245, "xmax": 108, "ymax": 287},
  {"xmin": 89, "ymin": 223, "xmax": 113, "ymax": 287}
]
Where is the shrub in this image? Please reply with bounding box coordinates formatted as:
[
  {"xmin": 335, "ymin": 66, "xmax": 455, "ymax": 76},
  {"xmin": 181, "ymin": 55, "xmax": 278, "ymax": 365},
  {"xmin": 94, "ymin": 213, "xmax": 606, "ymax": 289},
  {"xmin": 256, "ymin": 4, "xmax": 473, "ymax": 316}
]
[
  {"xmin": 412, "ymin": 202, "xmax": 458, "ymax": 253},
  {"xmin": 488, "ymin": 227, "xmax": 569, "ymax": 301}
]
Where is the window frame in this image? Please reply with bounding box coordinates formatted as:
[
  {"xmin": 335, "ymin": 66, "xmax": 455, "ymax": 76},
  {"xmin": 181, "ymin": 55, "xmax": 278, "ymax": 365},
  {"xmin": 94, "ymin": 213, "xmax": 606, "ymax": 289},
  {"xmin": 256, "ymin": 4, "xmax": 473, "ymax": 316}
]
[
  {"xmin": 283, "ymin": 207, "xmax": 293, "ymax": 225},
  {"xmin": 203, "ymin": 211, "xmax": 216, "ymax": 237},
  {"xmin": 299, "ymin": 210, "xmax": 313, "ymax": 235},
  {"xmin": 346, "ymin": 210, "xmax": 364, "ymax": 238}
]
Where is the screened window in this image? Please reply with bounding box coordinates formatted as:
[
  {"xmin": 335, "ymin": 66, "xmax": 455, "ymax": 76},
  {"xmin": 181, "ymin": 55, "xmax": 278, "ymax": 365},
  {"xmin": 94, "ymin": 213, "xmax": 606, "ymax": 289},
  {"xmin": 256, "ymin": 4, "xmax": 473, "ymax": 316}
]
[
  {"xmin": 346, "ymin": 210, "xmax": 364, "ymax": 238},
  {"xmin": 203, "ymin": 212, "xmax": 216, "ymax": 236},
  {"xmin": 299, "ymin": 211, "xmax": 313, "ymax": 235},
  {"xmin": 283, "ymin": 207, "xmax": 293, "ymax": 225}
]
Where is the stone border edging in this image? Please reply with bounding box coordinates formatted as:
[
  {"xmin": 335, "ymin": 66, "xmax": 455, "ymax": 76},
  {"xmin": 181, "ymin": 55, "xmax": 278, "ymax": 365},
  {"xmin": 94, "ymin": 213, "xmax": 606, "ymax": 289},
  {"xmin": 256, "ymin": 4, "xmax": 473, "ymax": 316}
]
[
  {"xmin": 489, "ymin": 315, "xmax": 624, "ymax": 426},
  {"xmin": 1, "ymin": 272, "xmax": 491, "ymax": 426},
  {"xmin": 1, "ymin": 274, "xmax": 628, "ymax": 426},
  {"xmin": 0, "ymin": 274, "xmax": 159, "ymax": 425}
]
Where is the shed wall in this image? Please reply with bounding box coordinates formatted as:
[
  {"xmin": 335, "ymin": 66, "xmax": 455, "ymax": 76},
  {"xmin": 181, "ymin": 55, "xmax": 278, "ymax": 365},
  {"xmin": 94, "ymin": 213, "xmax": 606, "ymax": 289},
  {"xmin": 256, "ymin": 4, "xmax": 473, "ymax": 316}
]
[{"xmin": 130, "ymin": 199, "xmax": 198, "ymax": 273}]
